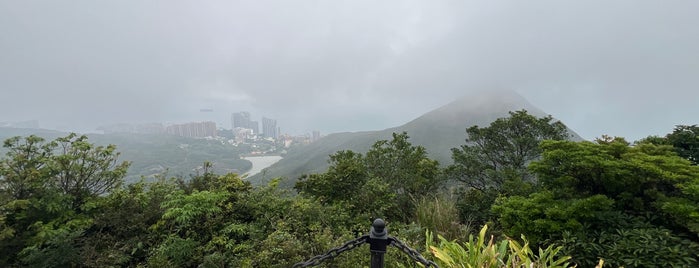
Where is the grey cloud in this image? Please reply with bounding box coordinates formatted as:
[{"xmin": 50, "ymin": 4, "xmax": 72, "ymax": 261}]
[{"xmin": 1, "ymin": 0, "xmax": 697, "ymax": 140}]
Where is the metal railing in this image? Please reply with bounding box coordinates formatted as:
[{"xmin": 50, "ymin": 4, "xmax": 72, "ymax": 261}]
[{"xmin": 292, "ymin": 219, "xmax": 439, "ymax": 268}]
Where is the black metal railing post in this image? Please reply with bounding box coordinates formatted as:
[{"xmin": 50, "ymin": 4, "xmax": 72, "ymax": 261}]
[
  {"xmin": 292, "ymin": 218, "xmax": 438, "ymax": 267},
  {"xmin": 368, "ymin": 218, "xmax": 390, "ymax": 268}
]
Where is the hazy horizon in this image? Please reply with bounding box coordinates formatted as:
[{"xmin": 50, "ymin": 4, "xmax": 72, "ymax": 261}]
[{"xmin": 2, "ymin": 1, "xmax": 698, "ymax": 141}]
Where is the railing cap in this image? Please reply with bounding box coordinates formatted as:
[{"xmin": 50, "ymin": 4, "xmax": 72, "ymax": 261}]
[{"xmin": 370, "ymin": 218, "xmax": 387, "ymax": 239}]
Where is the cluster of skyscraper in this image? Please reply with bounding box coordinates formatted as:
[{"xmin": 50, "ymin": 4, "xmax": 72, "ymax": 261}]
[{"xmin": 232, "ymin": 112, "xmax": 278, "ymax": 140}]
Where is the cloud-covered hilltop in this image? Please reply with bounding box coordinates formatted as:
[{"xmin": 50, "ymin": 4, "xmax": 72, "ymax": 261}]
[{"xmin": 248, "ymin": 90, "xmax": 582, "ymax": 187}]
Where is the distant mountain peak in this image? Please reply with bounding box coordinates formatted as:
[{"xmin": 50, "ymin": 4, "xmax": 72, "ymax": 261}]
[
  {"xmin": 402, "ymin": 89, "xmax": 545, "ymax": 129},
  {"xmin": 249, "ymin": 90, "xmax": 580, "ymax": 187}
]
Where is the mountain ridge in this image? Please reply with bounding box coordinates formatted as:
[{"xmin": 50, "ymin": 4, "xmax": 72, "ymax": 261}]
[{"xmin": 248, "ymin": 90, "xmax": 582, "ymax": 187}]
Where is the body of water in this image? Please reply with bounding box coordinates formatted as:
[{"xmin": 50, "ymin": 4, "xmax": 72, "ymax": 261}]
[{"xmin": 243, "ymin": 155, "xmax": 283, "ymax": 177}]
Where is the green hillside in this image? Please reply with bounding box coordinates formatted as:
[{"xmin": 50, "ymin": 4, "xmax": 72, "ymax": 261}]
[
  {"xmin": 0, "ymin": 129, "xmax": 250, "ymax": 182},
  {"xmin": 248, "ymin": 90, "xmax": 583, "ymax": 187}
]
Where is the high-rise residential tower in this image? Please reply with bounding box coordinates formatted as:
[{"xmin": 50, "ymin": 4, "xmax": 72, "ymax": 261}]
[
  {"xmin": 232, "ymin": 112, "xmax": 250, "ymax": 129},
  {"xmin": 231, "ymin": 112, "xmax": 259, "ymax": 134},
  {"xmin": 262, "ymin": 117, "xmax": 278, "ymax": 140}
]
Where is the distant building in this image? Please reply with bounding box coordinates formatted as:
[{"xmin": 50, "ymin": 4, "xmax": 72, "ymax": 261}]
[
  {"xmin": 312, "ymin": 130, "xmax": 321, "ymax": 142},
  {"xmin": 166, "ymin": 121, "xmax": 216, "ymax": 138},
  {"xmin": 262, "ymin": 117, "xmax": 278, "ymax": 140},
  {"xmin": 232, "ymin": 112, "xmax": 259, "ymax": 134},
  {"xmin": 279, "ymin": 133, "xmax": 311, "ymax": 147},
  {"xmin": 250, "ymin": 120, "xmax": 259, "ymax": 135},
  {"xmin": 233, "ymin": 127, "xmax": 253, "ymax": 143},
  {"xmin": 232, "ymin": 112, "xmax": 250, "ymax": 129}
]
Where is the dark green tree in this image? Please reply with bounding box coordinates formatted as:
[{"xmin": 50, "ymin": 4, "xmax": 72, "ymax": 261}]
[
  {"xmin": 530, "ymin": 137, "xmax": 697, "ymax": 215},
  {"xmin": 494, "ymin": 137, "xmax": 699, "ymax": 266},
  {"xmin": 0, "ymin": 134, "xmax": 130, "ymax": 267},
  {"xmin": 0, "ymin": 136, "xmax": 54, "ymax": 200},
  {"xmin": 295, "ymin": 150, "xmax": 368, "ymax": 205},
  {"xmin": 297, "ymin": 132, "xmax": 441, "ymax": 222},
  {"xmin": 640, "ymin": 124, "xmax": 699, "ymax": 165},
  {"xmin": 50, "ymin": 133, "xmax": 130, "ymax": 210},
  {"xmin": 365, "ymin": 132, "xmax": 442, "ymax": 221},
  {"xmin": 78, "ymin": 178, "xmax": 177, "ymax": 267},
  {"xmin": 0, "ymin": 136, "xmax": 56, "ymax": 266},
  {"xmin": 446, "ymin": 110, "xmax": 568, "ymax": 226},
  {"xmin": 447, "ymin": 110, "xmax": 569, "ymax": 192},
  {"xmin": 148, "ymin": 171, "xmax": 253, "ymax": 267},
  {"xmin": 668, "ymin": 125, "xmax": 699, "ymax": 164}
]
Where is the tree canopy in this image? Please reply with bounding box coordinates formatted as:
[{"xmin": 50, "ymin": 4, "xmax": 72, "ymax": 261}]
[
  {"xmin": 296, "ymin": 132, "xmax": 442, "ymax": 223},
  {"xmin": 494, "ymin": 137, "xmax": 699, "ymax": 267},
  {"xmin": 640, "ymin": 124, "xmax": 699, "ymax": 165},
  {"xmin": 0, "ymin": 134, "xmax": 130, "ymax": 266},
  {"xmin": 446, "ymin": 110, "xmax": 568, "ymax": 192},
  {"xmin": 2, "ymin": 114, "xmax": 699, "ymax": 267}
]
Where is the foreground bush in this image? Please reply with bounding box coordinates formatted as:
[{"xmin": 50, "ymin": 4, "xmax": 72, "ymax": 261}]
[{"xmin": 427, "ymin": 225, "xmax": 572, "ymax": 268}]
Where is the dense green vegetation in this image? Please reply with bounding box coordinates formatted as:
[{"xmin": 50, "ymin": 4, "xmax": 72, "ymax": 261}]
[
  {"xmin": 87, "ymin": 133, "xmax": 251, "ymax": 182},
  {"xmin": 0, "ymin": 129, "xmax": 252, "ymax": 183},
  {"xmin": 1, "ymin": 113, "xmax": 698, "ymax": 267}
]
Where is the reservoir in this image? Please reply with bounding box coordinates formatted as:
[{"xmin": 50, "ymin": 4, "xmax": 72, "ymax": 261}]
[{"xmin": 243, "ymin": 155, "xmax": 283, "ymax": 177}]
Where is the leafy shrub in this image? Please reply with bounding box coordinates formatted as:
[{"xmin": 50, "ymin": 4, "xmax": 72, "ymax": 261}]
[
  {"xmin": 427, "ymin": 225, "xmax": 572, "ymax": 268},
  {"xmin": 560, "ymin": 227, "xmax": 699, "ymax": 267},
  {"xmin": 493, "ymin": 191, "xmax": 615, "ymax": 245}
]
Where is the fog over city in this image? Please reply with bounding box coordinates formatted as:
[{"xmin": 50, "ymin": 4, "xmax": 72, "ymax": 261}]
[{"xmin": 1, "ymin": 0, "xmax": 697, "ymax": 141}]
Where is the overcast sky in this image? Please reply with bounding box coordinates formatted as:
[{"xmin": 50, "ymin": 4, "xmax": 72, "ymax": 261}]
[{"xmin": 1, "ymin": 0, "xmax": 697, "ymax": 141}]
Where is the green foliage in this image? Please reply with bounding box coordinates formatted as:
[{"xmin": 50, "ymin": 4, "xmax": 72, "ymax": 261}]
[
  {"xmin": 147, "ymin": 172, "xmax": 255, "ymax": 267},
  {"xmin": 531, "ymin": 138, "xmax": 699, "ymax": 230},
  {"xmin": 497, "ymin": 136, "xmax": 699, "ymax": 266},
  {"xmin": 365, "ymin": 132, "xmax": 442, "ymax": 196},
  {"xmin": 427, "ymin": 225, "xmax": 572, "ymax": 268},
  {"xmin": 238, "ymin": 179, "xmax": 371, "ymax": 267},
  {"xmin": 365, "ymin": 132, "xmax": 443, "ymax": 221},
  {"xmin": 493, "ymin": 191, "xmax": 615, "ymax": 245},
  {"xmin": 79, "ymin": 179, "xmax": 175, "ymax": 267},
  {"xmin": 560, "ymin": 227, "xmax": 699, "ymax": 267},
  {"xmin": 149, "ymin": 234, "xmax": 201, "ymax": 267},
  {"xmin": 636, "ymin": 126, "xmax": 699, "ymax": 234},
  {"xmin": 447, "ymin": 110, "xmax": 568, "ymax": 193},
  {"xmin": 0, "ymin": 136, "xmax": 55, "ymax": 265},
  {"xmin": 446, "ymin": 111, "xmax": 568, "ymax": 230},
  {"xmin": 297, "ymin": 132, "xmax": 441, "ymax": 222},
  {"xmin": 0, "ymin": 135, "xmax": 54, "ymax": 200},
  {"xmin": 667, "ymin": 125, "xmax": 699, "ymax": 165},
  {"xmin": 160, "ymin": 190, "xmax": 227, "ymax": 229},
  {"xmin": 5, "ymin": 121, "xmax": 699, "ymax": 267},
  {"xmin": 84, "ymin": 132, "xmax": 252, "ymax": 183},
  {"xmin": 18, "ymin": 217, "xmax": 93, "ymax": 267},
  {"xmin": 640, "ymin": 124, "xmax": 699, "ymax": 165},
  {"xmin": 295, "ymin": 150, "xmax": 371, "ymax": 207},
  {"xmin": 454, "ymin": 188, "xmax": 498, "ymax": 228},
  {"xmin": 0, "ymin": 134, "xmax": 129, "ymax": 267},
  {"xmin": 51, "ymin": 133, "xmax": 130, "ymax": 210}
]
